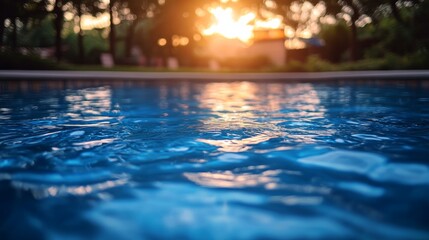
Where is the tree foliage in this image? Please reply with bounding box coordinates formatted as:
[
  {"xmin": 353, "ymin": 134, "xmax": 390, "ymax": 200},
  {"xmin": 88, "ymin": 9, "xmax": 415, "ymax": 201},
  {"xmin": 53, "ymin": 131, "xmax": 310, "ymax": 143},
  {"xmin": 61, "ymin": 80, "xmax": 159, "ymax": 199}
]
[
  {"xmin": 1, "ymin": 0, "xmax": 428, "ymax": 67},
  {"xmin": 319, "ymin": 20, "xmax": 350, "ymax": 62}
]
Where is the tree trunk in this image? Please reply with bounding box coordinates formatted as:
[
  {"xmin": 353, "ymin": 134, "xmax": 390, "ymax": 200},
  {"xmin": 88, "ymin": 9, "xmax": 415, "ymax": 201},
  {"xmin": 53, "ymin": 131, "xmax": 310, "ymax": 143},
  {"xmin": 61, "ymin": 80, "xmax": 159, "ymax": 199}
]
[
  {"xmin": 53, "ymin": 0, "xmax": 64, "ymax": 62},
  {"xmin": 109, "ymin": 0, "xmax": 116, "ymax": 61},
  {"xmin": 350, "ymin": 19, "xmax": 357, "ymax": 61},
  {"xmin": 125, "ymin": 19, "xmax": 139, "ymax": 58},
  {"xmin": 11, "ymin": 17, "xmax": 17, "ymax": 51},
  {"xmin": 77, "ymin": 0, "xmax": 84, "ymax": 64},
  {"xmin": 389, "ymin": 0, "xmax": 403, "ymax": 24},
  {"xmin": 344, "ymin": 0, "xmax": 359, "ymax": 61},
  {"xmin": 0, "ymin": 18, "xmax": 5, "ymax": 47}
]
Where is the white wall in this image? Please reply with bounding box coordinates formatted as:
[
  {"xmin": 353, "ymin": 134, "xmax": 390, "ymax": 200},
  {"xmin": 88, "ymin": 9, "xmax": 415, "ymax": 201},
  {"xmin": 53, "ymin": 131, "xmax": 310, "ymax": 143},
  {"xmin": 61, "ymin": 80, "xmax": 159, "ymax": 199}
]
[
  {"xmin": 203, "ymin": 37, "xmax": 286, "ymax": 67},
  {"xmin": 247, "ymin": 40, "xmax": 286, "ymax": 66}
]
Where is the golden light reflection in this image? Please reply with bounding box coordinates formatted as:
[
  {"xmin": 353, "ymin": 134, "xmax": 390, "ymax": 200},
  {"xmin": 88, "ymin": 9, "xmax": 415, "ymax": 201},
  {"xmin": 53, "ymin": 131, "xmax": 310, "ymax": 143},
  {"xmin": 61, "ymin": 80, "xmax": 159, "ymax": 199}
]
[
  {"xmin": 198, "ymin": 132, "xmax": 275, "ymax": 152},
  {"xmin": 197, "ymin": 82, "xmax": 280, "ymax": 113},
  {"xmin": 195, "ymin": 82, "xmax": 332, "ymax": 151},
  {"xmin": 153, "ymin": 82, "xmax": 331, "ymax": 152},
  {"xmin": 196, "ymin": 82, "xmax": 283, "ymax": 152},
  {"xmin": 184, "ymin": 169, "xmax": 280, "ymax": 188},
  {"xmin": 65, "ymin": 86, "xmax": 112, "ymax": 120}
]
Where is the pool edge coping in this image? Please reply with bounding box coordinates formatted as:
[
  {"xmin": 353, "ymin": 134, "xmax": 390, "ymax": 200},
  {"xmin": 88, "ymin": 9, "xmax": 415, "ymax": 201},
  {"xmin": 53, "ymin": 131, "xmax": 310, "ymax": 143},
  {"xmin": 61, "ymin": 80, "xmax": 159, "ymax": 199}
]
[{"xmin": 1, "ymin": 70, "xmax": 429, "ymax": 81}]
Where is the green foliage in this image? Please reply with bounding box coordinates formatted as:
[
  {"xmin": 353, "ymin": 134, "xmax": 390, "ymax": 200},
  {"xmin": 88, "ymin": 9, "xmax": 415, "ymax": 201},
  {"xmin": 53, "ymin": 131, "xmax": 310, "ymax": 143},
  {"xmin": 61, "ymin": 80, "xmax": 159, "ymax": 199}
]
[
  {"xmin": 283, "ymin": 60, "xmax": 307, "ymax": 72},
  {"xmin": 219, "ymin": 55, "xmax": 273, "ymax": 70},
  {"xmin": 134, "ymin": 19, "xmax": 156, "ymax": 58},
  {"xmin": 370, "ymin": 18, "xmax": 414, "ymax": 56},
  {"xmin": 338, "ymin": 58, "xmax": 388, "ymax": 71},
  {"xmin": 283, "ymin": 55, "xmax": 335, "ymax": 72},
  {"xmin": 1, "ymin": 0, "xmax": 428, "ymax": 70},
  {"xmin": 18, "ymin": 17, "xmax": 55, "ymax": 47},
  {"xmin": 63, "ymin": 30, "xmax": 108, "ymax": 64},
  {"xmin": 305, "ymin": 55, "xmax": 335, "ymax": 71},
  {"xmin": 362, "ymin": 1, "xmax": 428, "ymax": 59},
  {"xmin": 282, "ymin": 52, "xmax": 429, "ymax": 72},
  {"xmin": 413, "ymin": 0, "xmax": 429, "ymax": 51},
  {"xmin": 319, "ymin": 21, "xmax": 350, "ymax": 63}
]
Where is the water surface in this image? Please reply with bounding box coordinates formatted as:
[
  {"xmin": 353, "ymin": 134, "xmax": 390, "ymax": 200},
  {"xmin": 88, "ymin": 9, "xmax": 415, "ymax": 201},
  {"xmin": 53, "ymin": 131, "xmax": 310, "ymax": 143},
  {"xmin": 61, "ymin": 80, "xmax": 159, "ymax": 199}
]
[{"xmin": 1, "ymin": 79, "xmax": 429, "ymax": 239}]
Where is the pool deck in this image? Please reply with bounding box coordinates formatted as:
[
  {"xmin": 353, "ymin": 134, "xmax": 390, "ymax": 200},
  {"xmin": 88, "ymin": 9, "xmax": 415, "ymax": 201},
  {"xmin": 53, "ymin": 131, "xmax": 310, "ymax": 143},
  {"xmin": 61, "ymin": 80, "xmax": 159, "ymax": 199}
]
[{"xmin": 0, "ymin": 70, "xmax": 429, "ymax": 81}]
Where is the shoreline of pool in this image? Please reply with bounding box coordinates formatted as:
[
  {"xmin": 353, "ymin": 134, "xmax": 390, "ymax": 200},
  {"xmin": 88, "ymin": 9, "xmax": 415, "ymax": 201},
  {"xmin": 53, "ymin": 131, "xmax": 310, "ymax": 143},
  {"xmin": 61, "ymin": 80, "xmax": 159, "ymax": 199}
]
[{"xmin": 1, "ymin": 70, "xmax": 429, "ymax": 81}]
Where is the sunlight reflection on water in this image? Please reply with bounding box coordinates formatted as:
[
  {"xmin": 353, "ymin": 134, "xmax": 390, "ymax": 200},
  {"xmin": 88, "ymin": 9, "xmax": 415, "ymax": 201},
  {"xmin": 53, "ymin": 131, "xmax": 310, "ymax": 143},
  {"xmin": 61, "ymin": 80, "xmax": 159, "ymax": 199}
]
[
  {"xmin": 196, "ymin": 82, "xmax": 331, "ymax": 151},
  {"xmin": 0, "ymin": 80, "xmax": 429, "ymax": 240}
]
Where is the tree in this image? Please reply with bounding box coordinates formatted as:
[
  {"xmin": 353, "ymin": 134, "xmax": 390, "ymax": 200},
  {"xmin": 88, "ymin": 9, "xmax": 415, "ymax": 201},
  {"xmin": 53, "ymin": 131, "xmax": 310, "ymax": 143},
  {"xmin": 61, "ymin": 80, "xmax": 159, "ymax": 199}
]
[
  {"xmin": 71, "ymin": 0, "xmax": 103, "ymax": 63},
  {"xmin": 108, "ymin": 0, "xmax": 117, "ymax": 60},
  {"xmin": 153, "ymin": 0, "xmax": 205, "ymax": 58},
  {"xmin": 75, "ymin": 0, "xmax": 84, "ymax": 63},
  {"xmin": 306, "ymin": 0, "xmax": 423, "ymax": 61},
  {"xmin": 19, "ymin": 17, "xmax": 55, "ymax": 48},
  {"xmin": 0, "ymin": 1, "xmax": 6, "ymax": 46},
  {"xmin": 52, "ymin": 0, "xmax": 67, "ymax": 61},
  {"xmin": 323, "ymin": 0, "xmax": 364, "ymax": 61},
  {"xmin": 0, "ymin": 0, "xmax": 49, "ymax": 50},
  {"xmin": 361, "ymin": 0, "xmax": 422, "ymax": 25},
  {"xmin": 363, "ymin": 0, "xmax": 427, "ymax": 56},
  {"xmin": 285, "ymin": 1, "xmax": 325, "ymax": 38},
  {"xmin": 120, "ymin": 0, "xmax": 159, "ymax": 58},
  {"xmin": 319, "ymin": 20, "xmax": 350, "ymax": 62}
]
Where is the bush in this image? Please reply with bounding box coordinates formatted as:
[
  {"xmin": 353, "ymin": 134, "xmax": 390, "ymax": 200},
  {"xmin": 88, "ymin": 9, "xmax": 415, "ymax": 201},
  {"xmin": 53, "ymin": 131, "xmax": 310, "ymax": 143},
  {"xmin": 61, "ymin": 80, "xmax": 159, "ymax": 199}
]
[
  {"xmin": 280, "ymin": 52, "xmax": 429, "ymax": 72},
  {"xmin": 283, "ymin": 55, "xmax": 335, "ymax": 72},
  {"xmin": 338, "ymin": 58, "xmax": 387, "ymax": 71},
  {"xmin": 283, "ymin": 60, "xmax": 307, "ymax": 72},
  {"xmin": 0, "ymin": 50, "xmax": 66, "ymax": 70},
  {"xmin": 334, "ymin": 54, "xmax": 425, "ymax": 71},
  {"xmin": 319, "ymin": 21, "xmax": 350, "ymax": 63},
  {"xmin": 219, "ymin": 55, "xmax": 272, "ymax": 70},
  {"xmin": 400, "ymin": 51, "xmax": 429, "ymax": 69},
  {"xmin": 306, "ymin": 55, "xmax": 335, "ymax": 72}
]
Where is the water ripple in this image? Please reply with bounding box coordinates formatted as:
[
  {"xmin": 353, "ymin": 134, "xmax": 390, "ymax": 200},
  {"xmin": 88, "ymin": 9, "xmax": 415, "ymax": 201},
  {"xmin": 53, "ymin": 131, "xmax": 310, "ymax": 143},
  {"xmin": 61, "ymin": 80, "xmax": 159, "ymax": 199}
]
[
  {"xmin": 1, "ymin": 80, "xmax": 429, "ymax": 239},
  {"xmin": 370, "ymin": 163, "xmax": 429, "ymax": 185},
  {"xmin": 297, "ymin": 150, "xmax": 386, "ymax": 174}
]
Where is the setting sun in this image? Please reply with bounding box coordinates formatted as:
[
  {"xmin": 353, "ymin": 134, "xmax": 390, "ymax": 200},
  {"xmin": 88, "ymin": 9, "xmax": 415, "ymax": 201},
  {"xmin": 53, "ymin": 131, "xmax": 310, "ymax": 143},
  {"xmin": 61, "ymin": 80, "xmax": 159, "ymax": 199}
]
[
  {"xmin": 202, "ymin": 7, "xmax": 256, "ymax": 43},
  {"xmin": 202, "ymin": 6, "xmax": 284, "ymax": 43}
]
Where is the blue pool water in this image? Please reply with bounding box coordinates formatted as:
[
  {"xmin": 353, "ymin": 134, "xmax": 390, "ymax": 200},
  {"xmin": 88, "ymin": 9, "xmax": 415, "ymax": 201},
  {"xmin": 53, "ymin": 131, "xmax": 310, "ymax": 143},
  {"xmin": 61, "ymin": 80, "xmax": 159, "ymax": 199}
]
[{"xmin": 0, "ymin": 79, "xmax": 429, "ymax": 239}]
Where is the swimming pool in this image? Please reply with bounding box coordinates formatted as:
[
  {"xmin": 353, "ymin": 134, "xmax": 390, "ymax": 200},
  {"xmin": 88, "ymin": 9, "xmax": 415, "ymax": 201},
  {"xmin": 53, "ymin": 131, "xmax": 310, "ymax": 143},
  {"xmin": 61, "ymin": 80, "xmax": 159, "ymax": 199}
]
[{"xmin": 1, "ymin": 79, "xmax": 428, "ymax": 239}]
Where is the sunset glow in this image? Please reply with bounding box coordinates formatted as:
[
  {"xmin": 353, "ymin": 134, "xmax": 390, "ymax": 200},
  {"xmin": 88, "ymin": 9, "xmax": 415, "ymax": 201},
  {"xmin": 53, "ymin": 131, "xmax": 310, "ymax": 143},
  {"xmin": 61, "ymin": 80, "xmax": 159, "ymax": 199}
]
[
  {"xmin": 202, "ymin": 7, "xmax": 255, "ymax": 43},
  {"xmin": 202, "ymin": 6, "xmax": 284, "ymax": 43}
]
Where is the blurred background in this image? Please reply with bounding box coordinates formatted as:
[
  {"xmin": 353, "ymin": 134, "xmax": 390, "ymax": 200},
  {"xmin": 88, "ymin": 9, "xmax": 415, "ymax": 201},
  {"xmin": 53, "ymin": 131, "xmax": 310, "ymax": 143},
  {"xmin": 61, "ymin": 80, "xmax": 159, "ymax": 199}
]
[{"xmin": 0, "ymin": 0, "xmax": 428, "ymax": 71}]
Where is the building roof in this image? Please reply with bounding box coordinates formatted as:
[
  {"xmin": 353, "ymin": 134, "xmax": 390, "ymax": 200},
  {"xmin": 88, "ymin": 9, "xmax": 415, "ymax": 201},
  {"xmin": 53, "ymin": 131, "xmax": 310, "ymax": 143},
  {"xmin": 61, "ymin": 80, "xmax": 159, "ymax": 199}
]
[{"xmin": 253, "ymin": 29, "xmax": 285, "ymax": 42}]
